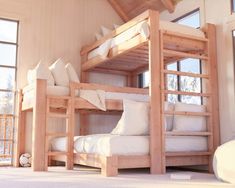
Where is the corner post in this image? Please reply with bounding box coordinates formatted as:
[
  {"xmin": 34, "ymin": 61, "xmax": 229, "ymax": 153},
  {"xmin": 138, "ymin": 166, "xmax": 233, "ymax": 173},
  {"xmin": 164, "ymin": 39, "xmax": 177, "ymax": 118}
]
[
  {"xmin": 32, "ymin": 79, "xmax": 47, "ymax": 171},
  {"xmin": 13, "ymin": 89, "xmax": 26, "ymax": 167},
  {"xmin": 148, "ymin": 10, "xmax": 165, "ymax": 174}
]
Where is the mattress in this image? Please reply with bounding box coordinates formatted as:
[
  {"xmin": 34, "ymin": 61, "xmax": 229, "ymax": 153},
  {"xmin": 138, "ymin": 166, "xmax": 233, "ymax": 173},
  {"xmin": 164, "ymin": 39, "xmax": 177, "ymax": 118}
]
[
  {"xmin": 22, "ymin": 85, "xmax": 149, "ymax": 105},
  {"xmin": 51, "ymin": 134, "xmax": 208, "ymax": 156},
  {"xmin": 87, "ymin": 20, "xmax": 205, "ymax": 60}
]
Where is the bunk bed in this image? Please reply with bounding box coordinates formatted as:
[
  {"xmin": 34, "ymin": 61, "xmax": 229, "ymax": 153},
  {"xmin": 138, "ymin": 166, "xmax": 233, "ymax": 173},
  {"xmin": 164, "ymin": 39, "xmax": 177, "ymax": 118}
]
[
  {"xmin": 49, "ymin": 10, "xmax": 219, "ymax": 176},
  {"xmin": 15, "ymin": 9, "xmax": 220, "ymax": 176}
]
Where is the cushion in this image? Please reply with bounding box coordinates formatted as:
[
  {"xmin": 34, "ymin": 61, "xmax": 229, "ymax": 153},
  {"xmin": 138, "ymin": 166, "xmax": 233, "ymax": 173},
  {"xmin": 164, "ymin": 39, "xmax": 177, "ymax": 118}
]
[
  {"xmin": 95, "ymin": 32, "xmax": 102, "ymax": 40},
  {"xmin": 49, "ymin": 58, "xmax": 70, "ymax": 87},
  {"xmin": 213, "ymin": 140, "xmax": 235, "ymax": 183},
  {"xmin": 164, "ymin": 101, "xmax": 174, "ymax": 131},
  {"xmin": 173, "ymin": 102, "xmax": 207, "ymax": 132},
  {"xmin": 101, "ymin": 26, "xmax": 112, "ymax": 36},
  {"xmin": 27, "ymin": 62, "xmax": 54, "ymax": 86},
  {"xmin": 111, "ymin": 99, "xmax": 149, "ymax": 135},
  {"xmin": 65, "ymin": 63, "xmax": 80, "ymax": 83}
]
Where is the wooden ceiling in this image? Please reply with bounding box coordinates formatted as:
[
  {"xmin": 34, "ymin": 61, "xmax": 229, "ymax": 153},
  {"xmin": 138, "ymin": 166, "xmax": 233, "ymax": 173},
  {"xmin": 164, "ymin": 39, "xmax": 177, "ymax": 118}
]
[{"xmin": 108, "ymin": 0, "xmax": 181, "ymax": 22}]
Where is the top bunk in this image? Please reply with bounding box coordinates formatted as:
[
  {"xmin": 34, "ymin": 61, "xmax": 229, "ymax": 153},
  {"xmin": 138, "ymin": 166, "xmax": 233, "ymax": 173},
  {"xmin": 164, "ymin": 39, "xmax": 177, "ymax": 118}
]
[{"xmin": 80, "ymin": 9, "xmax": 210, "ymax": 75}]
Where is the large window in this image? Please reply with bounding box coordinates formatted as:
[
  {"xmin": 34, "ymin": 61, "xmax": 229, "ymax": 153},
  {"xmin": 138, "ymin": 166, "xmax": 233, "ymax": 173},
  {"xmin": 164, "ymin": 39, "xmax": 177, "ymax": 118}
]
[
  {"xmin": 232, "ymin": 0, "xmax": 235, "ymax": 13},
  {"xmin": 139, "ymin": 9, "xmax": 202, "ymax": 105},
  {"xmin": 0, "ymin": 18, "xmax": 18, "ymax": 165}
]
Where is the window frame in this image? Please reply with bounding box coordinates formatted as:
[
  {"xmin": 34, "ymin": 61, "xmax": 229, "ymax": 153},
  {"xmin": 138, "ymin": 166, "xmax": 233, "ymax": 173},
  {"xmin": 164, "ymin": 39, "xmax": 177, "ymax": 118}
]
[{"xmin": 0, "ymin": 17, "xmax": 19, "ymax": 166}]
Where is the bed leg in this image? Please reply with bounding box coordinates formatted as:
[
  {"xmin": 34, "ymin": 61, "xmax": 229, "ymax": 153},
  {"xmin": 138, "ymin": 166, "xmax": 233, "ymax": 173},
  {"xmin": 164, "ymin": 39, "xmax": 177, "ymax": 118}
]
[{"xmin": 101, "ymin": 156, "xmax": 118, "ymax": 177}]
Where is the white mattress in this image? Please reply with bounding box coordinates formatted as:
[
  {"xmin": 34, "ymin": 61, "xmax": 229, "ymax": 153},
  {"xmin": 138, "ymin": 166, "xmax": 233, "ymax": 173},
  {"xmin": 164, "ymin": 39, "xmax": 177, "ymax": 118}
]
[
  {"xmin": 51, "ymin": 134, "xmax": 208, "ymax": 156},
  {"xmin": 87, "ymin": 20, "xmax": 205, "ymax": 60},
  {"xmin": 22, "ymin": 85, "xmax": 149, "ymax": 105}
]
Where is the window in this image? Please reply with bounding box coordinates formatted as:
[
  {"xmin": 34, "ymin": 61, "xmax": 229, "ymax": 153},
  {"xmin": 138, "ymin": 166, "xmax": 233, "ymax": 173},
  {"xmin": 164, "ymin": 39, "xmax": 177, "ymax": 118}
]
[
  {"xmin": 232, "ymin": 0, "xmax": 235, "ymax": 12},
  {"xmin": 0, "ymin": 18, "xmax": 18, "ymax": 165},
  {"xmin": 139, "ymin": 9, "xmax": 202, "ymax": 105}
]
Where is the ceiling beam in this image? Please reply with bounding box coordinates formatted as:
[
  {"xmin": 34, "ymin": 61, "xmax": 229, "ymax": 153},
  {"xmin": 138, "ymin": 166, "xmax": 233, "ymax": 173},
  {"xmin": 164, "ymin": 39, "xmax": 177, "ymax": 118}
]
[
  {"xmin": 107, "ymin": 0, "xmax": 129, "ymax": 22},
  {"xmin": 160, "ymin": 0, "xmax": 175, "ymax": 13}
]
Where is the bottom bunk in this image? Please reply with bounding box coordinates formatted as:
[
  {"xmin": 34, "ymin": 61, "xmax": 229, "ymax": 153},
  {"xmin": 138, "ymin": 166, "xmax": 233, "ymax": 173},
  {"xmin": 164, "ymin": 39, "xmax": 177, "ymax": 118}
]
[{"xmin": 50, "ymin": 134, "xmax": 210, "ymax": 176}]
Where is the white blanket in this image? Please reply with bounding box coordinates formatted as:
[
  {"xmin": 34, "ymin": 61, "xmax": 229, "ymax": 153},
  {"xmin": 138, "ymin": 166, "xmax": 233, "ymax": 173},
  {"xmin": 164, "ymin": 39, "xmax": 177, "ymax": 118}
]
[{"xmin": 80, "ymin": 89, "xmax": 106, "ymax": 111}]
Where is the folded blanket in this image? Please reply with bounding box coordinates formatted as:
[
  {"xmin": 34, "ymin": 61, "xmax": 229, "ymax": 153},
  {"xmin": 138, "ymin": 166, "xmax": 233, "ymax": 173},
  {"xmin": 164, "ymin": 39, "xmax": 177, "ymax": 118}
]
[{"xmin": 80, "ymin": 89, "xmax": 106, "ymax": 111}]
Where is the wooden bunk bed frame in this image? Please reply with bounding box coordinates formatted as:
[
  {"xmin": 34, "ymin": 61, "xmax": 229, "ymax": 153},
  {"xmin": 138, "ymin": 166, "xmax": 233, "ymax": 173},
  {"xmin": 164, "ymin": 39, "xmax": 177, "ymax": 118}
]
[{"xmin": 14, "ymin": 9, "xmax": 220, "ymax": 176}]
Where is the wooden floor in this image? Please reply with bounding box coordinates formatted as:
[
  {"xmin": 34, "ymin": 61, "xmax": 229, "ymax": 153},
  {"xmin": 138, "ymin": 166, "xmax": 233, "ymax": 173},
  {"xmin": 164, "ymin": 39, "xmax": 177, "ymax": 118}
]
[{"xmin": 0, "ymin": 166, "xmax": 233, "ymax": 188}]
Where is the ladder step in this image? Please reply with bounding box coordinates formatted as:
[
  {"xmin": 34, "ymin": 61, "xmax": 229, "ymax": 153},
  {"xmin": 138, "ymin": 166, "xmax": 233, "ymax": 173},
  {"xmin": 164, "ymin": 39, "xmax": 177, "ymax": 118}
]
[
  {"xmin": 48, "ymin": 113, "xmax": 70, "ymax": 119},
  {"xmin": 165, "ymin": 131, "xmax": 212, "ymax": 136},
  {"xmin": 46, "ymin": 132, "xmax": 69, "ymax": 137},
  {"xmin": 162, "ymin": 70, "xmax": 209, "ymax": 79},
  {"xmin": 47, "ymin": 151, "xmax": 68, "ymax": 156},
  {"xmin": 163, "ymin": 90, "xmax": 211, "ymax": 97},
  {"xmin": 164, "ymin": 111, "xmax": 211, "ymax": 116},
  {"xmin": 47, "ymin": 95, "xmax": 71, "ymax": 100},
  {"xmin": 166, "ymin": 151, "xmax": 212, "ymax": 157},
  {"xmin": 163, "ymin": 49, "xmax": 208, "ymax": 60}
]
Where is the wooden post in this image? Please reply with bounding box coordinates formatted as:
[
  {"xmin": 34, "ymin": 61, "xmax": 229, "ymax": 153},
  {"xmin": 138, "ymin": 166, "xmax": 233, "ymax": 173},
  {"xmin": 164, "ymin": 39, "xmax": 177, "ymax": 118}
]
[
  {"xmin": 101, "ymin": 156, "xmax": 118, "ymax": 177},
  {"xmin": 66, "ymin": 83, "xmax": 75, "ymax": 170},
  {"xmin": 13, "ymin": 89, "xmax": 26, "ymax": 167},
  {"xmin": 148, "ymin": 10, "xmax": 164, "ymax": 174},
  {"xmin": 80, "ymin": 54, "xmax": 89, "ymax": 135},
  {"xmin": 205, "ymin": 23, "xmax": 220, "ymax": 172},
  {"xmin": 32, "ymin": 79, "xmax": 47, "ymax": 171}
]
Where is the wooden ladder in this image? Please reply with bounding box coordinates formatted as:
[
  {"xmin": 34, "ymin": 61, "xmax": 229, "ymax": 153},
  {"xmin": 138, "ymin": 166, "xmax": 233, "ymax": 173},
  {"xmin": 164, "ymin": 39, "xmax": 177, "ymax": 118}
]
[
  {"xmin": 160, "ymin": 31, "xmax": 214, "ymax": 171},
  {"xmin": 44, "ymin": 96, "xmax": 74, "ymax": 171}
]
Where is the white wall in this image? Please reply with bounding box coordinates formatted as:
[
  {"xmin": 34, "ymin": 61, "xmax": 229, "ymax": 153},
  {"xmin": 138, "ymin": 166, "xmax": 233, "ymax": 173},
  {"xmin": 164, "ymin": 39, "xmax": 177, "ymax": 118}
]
[
  {"xmin": 161, "ymin": 0, "xmax": 235, "ymax": 143},
  {"xmin": 0, "ymin": 0, "xmax": 123, "ymax": 152}
]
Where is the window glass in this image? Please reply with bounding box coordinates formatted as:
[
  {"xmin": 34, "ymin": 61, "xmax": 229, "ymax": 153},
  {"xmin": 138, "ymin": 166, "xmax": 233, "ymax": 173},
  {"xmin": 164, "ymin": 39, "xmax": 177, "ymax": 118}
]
[
  {"xmin": 0, "ymin": 67, "xmax": 15, "ymax": 90},
  {"xmin": 0, "ymin": 19, "xmax": 18, "ymax": 43},
  {"xmin": 177, "ymin": 11, "xmax": 200, "ymax": 28},
  {"xmin": 0, "ymin": 43, "xmax": 17, "ymax": 66},
  {"xmin": 232, "ymin": 0, "xmax": 235, "ymax": 12}
]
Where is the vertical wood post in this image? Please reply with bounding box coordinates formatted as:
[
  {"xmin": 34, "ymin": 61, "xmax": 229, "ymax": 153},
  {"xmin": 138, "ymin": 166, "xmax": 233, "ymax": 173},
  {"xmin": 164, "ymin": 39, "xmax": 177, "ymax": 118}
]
[
  {"xmin": 148, "ymin": 10, "xmax": 165, "ymax": 174},
  {"xmin": 13, "ymin": 89, "xmax": 26, "ymax": 167},
  {"xmin": 206, "ymin": 23, "xmax": 220, "ymax": 172},
  {"xmin": 32, "ymin": 79, "xmax": 47, "ymax": 171}
]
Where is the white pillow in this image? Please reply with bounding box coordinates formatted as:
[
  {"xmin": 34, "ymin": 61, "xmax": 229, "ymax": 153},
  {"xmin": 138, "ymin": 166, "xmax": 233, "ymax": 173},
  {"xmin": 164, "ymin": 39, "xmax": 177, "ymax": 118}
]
[
  {"xmin": 27, "ymin": 62, "xmax": 54, "ymax": 86},
  {"xmin": 49, "ymin": 58, "xmax": 70, "ymax": 87},
  {"xmin": 111, "ymin": 99, "xmax": 149, "ymax": 135},
  {"xmin": 65, "ymin": 63, "xmax": 80, "ymax": 83},
  {"xmin": 213, "ymin": 140, "xmax": 235, "ymax": 183},
  {"xmin": 101, "ymin": 26, "xmax": 112, "ymax": 36},
  {"xmin": 164, "ymin": 101, "xmax": 174, "ymax": 131},
  {"xmin": 95, "ymin": 32, "xmax": 102, "ymax": 40},
  {"xmin": 173, "ymin": 102, "xmax": 207, "ymax": 132},
  {"xmin": 97, "ymin": 39, "xmax": 112, "ymax": 58}
]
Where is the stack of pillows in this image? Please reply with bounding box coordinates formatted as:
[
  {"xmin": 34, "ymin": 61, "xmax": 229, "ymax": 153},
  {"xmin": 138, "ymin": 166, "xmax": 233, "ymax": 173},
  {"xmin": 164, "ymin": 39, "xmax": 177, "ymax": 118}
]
[
  {"xmin": 27, "ymin": 58, "xmax": 80, "ymax": 92},
  {"xmin": 111, "ymin": 99, "xmax": 207, "ymax": 135}
]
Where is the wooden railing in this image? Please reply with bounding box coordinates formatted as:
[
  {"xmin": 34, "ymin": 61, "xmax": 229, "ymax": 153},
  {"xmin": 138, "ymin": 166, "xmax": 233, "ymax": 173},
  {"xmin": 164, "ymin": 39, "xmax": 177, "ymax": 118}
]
[{"xmin": 0, "ymin": 114, "xmax": 14, "ymax": 165}]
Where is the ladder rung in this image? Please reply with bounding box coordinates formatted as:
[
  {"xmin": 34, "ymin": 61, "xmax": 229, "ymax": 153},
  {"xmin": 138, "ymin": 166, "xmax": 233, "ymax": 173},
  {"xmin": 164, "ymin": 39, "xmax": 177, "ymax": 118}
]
[
  {"xmin": 163, "ymin": 90, "xmax": 211, "ymax": 97},
  {"xmin": 48, "ymin": 113, "xmax": 70, "ymax": 119},
  {"xmin": 165, "ymin": 131, "xmax": 212, "ymax": 136},
  {"xmin": 47, "ymin": 152, "xmax": 68, "ymax": 156},
  {"xmin": 166, "ymin": 151, "xmax": 212, "ymax": 157},
  {"xmin": 162, "ymin": 70, "xmax": 209, "ymax": 79},
  {"xmin": 46, "ymin": 132, "xmax": 69, "ymax": 137},
  {"xmin": 163, "ymin": 49, "xmax": 208, "ymax": 60},
  {"xmin": 164, "ymin": 111, "xmax": 211, "ymax": 116},
  {"xmin": 47, "ymin": 95, "xmax": 71, "ymax": 100}
]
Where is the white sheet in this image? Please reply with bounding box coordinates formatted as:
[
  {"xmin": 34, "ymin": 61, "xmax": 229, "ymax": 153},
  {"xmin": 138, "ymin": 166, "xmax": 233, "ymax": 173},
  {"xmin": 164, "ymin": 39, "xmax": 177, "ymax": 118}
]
[
  {"xmin": 51, "ymin": 134, "xmax": 208, "ymax": 156},
  {"xmin": 22, "ymin": 85, "xmax": 149, "ymax": 110},
  {"xmin": 87, "ymin": 20, "xmax": 205, "ymax": 60}
]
